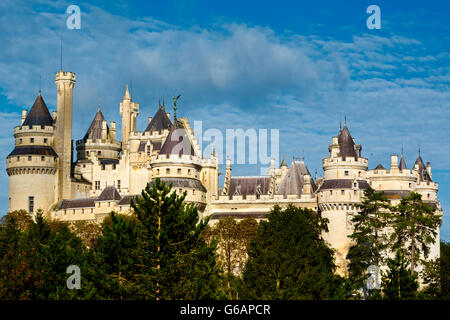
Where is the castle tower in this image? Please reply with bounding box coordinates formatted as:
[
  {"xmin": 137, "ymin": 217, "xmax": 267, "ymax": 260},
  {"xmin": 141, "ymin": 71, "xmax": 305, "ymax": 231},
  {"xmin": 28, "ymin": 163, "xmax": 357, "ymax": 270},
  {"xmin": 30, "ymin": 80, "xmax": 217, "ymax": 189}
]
[
  {"xmin": 55, "ymin": 70, "xmax": 76, "ymax": 201},
  {"xmin": 120, "ymin": 85, "xmax": 139, "ymax": 152},
  {"xmin": 149, "ymin": 120, "xmax": 207, "ymax": 214},
  {"xmin": 317, "ymin": 123, "xmax": 369, "ymax": 275},
  {"xmin": 6, "ymin": 93, "xmax": 58, "ymax": 215},
  {"xmin": 76, "ymin": 107, "xmax": 121, "ymax": 161}
]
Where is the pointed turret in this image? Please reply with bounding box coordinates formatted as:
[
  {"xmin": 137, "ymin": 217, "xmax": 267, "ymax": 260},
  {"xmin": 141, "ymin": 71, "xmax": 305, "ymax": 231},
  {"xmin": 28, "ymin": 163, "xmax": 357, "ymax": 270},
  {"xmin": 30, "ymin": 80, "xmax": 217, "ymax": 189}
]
[
  {"xmin": 159, "ymin": 126, "xmax": 194, "ymax": 156},
  {"xmin": 83, "ymin": 108, "xmax": 107, "ymax": 140},
  {"xmin": 338, "ymin": 124, "xmax": 357, "ymax": 160},
  {"xmin": 399, "ymin": 153, "xmax": 407, "ymax": 171},
  {"xmin": 123, "ymin": 85, "xmax": 131, "ymax": 101},
  {"xmin": 145, "ymin": 103, "xmax": 172, "ymax": 132},
  {"xmin": 22, "ymin": 93, "xmax": 54, "ymax": 127},
  {"xmin": 414, "ymin": 153, "xmax": 432, "ymax": 182}
]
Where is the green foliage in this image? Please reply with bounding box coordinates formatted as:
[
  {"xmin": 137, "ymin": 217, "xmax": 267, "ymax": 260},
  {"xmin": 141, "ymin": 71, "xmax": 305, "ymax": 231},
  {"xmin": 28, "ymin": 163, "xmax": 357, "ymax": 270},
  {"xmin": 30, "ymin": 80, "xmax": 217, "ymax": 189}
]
[
  {"xmin": 240, "ymin": 204, "xmax": 342, "ymax": 299},
  {"xmin": 346, "ymin": 187, "xmax": 390, "ymax": 293},
  {"xmin": 390, "ymin": 192, "xmax": 441, "ymax": 275},
  {"xmin": 381, "ymin": 251, "xmax": 419, "ymax": 300},
  {"xmin": 94, "ymin": 212, "xmax": 146, "ymax": 299},
  {"xmin": 440, "ymin": 241, "xmax": 450, "ymax": 299},
  {"xmin": 205, "ymin": 217, "xmax": 258, "ymax": 299},
  {"xmin": 131, "ymin": 177, "xmax": 223, "ymax": 299},
  {"xmin": 421, "ymin": 257, "xmax": 441, "ymax": 299},
  {"xmin": 0, "ymin": 210, "xmax": 94, "ymax": 299}
]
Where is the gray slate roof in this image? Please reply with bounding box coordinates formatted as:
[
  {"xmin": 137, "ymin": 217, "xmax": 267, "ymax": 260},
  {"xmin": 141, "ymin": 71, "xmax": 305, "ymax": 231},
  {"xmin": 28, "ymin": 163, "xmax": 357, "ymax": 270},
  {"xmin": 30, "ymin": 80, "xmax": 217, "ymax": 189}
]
[
  {"xmin": 338, "ymin": 125, "xmax": 358, "ymax": 160},
  {"xmin": 97, "ymin": 186, "xmax": 121, "ymax": 201},
  {"xmin": 228, "ymin": 176, "xmax": 271, "ymax": 198},
  {"xmin": 317, "ymin": 179, "xmax": 370, "ymax": 191},
  {"xmin": 8, "ymin": 146, "xmax": 58, "ymax": 157},
  {"xmin": 83, "ymin": 109, "xmax": 107, "ymax": 140},
  {"xmin": 160, "ymin": 127, "xmax": 195, "ymax": 156},
  {"xmin": 58, "ymin": 198, "xmax": 95, "ymax": 209},
  {"xmin": 276, "ymin": 161, "xmax": 312, "ymax": 197},
  {"xmin": 145, "ymin": 105, "xmax": 172, "ymax": 132},
  {"xmin": 22, "ymin": 93, "xmax": 54, "ymax": 127},
  {"xmin": 149, "ymin": 177, "xmax": 207, "ymax": 192},
  {"xmin": 399, "ymin": 154, "xmax": 407, "ymax": 170},
  {"xmin": 414, "ymin": 155, "xmax": 432, "ymax": 182}
]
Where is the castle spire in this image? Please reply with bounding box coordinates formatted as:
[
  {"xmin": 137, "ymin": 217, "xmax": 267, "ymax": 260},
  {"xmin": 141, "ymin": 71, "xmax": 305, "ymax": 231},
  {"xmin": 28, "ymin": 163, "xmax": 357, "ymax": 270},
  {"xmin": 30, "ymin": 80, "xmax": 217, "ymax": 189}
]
[{"xmin": 123, "ymin": 85, "xmax": 131, "ymax": 101}]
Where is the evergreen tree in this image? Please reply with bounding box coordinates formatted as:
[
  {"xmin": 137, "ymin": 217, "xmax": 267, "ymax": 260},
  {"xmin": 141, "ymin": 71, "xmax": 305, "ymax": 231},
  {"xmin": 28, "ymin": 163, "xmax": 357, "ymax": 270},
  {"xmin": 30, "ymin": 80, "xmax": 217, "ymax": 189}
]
[
  {"xmin": 346, "ymin": 187, "xmax": 390, "ymax": 293},
  {"xmin": 131, "ymin": 178, "xmax": 223, "ymax": 299},
  {"xmin": 94, "ymin": 212, "xmax": 146, "ymax": 299},
  {"xmin": 421, "ymin": 257, "xmax": 441, "ymax": 299},
  {"xmin": 21, "ymin": 211, "xmax": 90, "ymax": 299},
  {"xmin": 440, "ymin": 241, "xmax": 450, "ymax": 299},
  {"xmin": 0, "ymin": 210, "xmax": 94, "ymax": 299},
  {"xmin": 240, "ymin": 204, "xmax": 342, "ymax": 299},
  {"xmin": 381, "ymin": 251, "xmax": 419, "ymax": 299},
  {"xmin": 390, "ymin": 192, "xmax": 441, "ymax": 276}
]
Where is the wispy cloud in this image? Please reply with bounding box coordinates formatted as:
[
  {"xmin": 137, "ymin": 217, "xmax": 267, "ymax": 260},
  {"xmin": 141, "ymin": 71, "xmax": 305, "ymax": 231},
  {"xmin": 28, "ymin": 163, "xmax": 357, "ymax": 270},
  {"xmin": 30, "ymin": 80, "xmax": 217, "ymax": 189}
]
[{"xmin": 0, "ymin": 1, "xmax": 448, "ymax": 238}]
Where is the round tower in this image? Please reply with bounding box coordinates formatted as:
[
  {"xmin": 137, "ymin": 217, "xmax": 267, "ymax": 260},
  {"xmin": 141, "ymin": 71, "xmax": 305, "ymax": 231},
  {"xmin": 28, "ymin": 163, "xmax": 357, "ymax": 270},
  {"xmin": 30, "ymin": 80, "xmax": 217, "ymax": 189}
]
[
  {"xmin": 149, "ymin": 121, "xmax": 207, "ymax": 214},
  {"xmin": 6, "ymin": 93, "xmax": 58, "ymax": 215},
  {"xmin": 317, "ymin": 124, "xmax": 369, "ymax": 275},
  {"xmin": 75, "ymin": 107, "xmax": 121, "ymax": 161}
]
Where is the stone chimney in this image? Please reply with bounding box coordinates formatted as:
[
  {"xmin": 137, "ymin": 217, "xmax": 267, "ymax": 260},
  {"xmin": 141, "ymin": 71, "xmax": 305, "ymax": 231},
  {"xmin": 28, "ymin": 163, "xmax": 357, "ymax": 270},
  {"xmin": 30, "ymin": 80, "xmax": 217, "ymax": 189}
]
[
  {"xmin": 21, "ymin": 110, "xmax": 27, "ymax": 125},
  {"xmin": 390, "ymin": 155, "xmax": 398, "ymax": 170}
]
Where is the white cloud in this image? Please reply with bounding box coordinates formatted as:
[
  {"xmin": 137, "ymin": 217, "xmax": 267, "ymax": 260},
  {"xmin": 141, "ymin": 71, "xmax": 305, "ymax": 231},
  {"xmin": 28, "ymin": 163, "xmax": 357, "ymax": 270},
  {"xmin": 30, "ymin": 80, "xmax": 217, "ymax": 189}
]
[{"xmin": 0, "ymin": 1, "xmax": 449, "ymax": 239}]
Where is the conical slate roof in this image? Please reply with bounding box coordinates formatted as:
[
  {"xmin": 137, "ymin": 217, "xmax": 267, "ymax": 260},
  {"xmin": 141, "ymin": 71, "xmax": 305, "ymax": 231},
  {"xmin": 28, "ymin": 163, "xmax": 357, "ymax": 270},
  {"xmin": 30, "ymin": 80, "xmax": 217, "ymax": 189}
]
[
  {"xmin": 399, "ymin": 154, "xmax": 407, "ymax": 170},
  {"xmin": 145, "ymin": 105, "xmax": 172, "ymax": 132},
  {"xmin": 22, "ymin": 93, "xmax": 54, "ymax": 127},
  {"xmin": 338, "ymin": 125, "xmax": 358, "ymax": 160},
  {"xmin": 159, "ymin": 126, "xmax": 194, "ymax": 156},
  {"xmin": 414, "ymin": 154, "xmax": 432, "ymax": 182},
  {"xmin": 83, "ymin": 108, "xmax": 107, "ymax": 140}
]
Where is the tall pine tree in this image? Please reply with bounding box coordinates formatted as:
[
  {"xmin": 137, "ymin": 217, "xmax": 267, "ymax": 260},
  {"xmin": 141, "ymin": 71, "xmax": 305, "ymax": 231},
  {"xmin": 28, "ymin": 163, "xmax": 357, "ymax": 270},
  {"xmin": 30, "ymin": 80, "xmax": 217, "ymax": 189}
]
[
  {"xmin": 346, "ymin": 187, "xmax": 390, "ymax": 292},
  {"xmin": 390, "ymin": 192, "xmax": 441, "ymax": 276},
  {"xmin": 131, "ymin": 178, "xmax": 223, "ymax": 299}
]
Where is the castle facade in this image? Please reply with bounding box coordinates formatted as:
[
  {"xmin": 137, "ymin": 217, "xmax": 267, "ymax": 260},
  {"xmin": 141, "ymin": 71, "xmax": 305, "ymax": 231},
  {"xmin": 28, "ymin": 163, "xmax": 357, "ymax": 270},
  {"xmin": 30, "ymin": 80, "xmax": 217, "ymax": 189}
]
[{"xmin": 6, "ymin": 69, "xmax": 442, "ymax": 274}]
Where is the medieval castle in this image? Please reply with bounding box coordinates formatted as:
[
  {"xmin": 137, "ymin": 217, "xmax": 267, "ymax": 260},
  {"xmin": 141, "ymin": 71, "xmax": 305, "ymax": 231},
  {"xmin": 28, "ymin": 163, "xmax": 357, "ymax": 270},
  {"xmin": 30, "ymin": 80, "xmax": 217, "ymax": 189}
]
[{"xmin": 6, "ymin": 69, "xmax": 442, "ymax": 274}]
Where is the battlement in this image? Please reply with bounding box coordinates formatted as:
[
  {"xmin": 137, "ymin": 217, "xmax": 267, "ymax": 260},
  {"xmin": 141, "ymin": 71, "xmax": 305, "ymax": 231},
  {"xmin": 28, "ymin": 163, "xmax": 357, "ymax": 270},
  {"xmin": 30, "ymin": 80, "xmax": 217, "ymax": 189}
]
[
  {"xmin": 14, "ymin": 125, "xmax": 54, "ymax": 135},
  {"xmin": 55, "ymin": 70, "xmax": 76, "ymax": 81},
  {"xmin": 76, "ymin": 138, "xmax": 121, "ymax": 148},
  {"xmin": 323, "ymin": 156, "xmax": 368, "ymax": 167},
  {"xmin": 367, "ymin": 168, "xmax": 417, "ymax": 179},
  {"xmin": 129, "ymin": 129, "xmax": 170, "ymax": 139},
  {"xmin": 152, "ymin": 153, "xmax": 203, "ymax": 166}
]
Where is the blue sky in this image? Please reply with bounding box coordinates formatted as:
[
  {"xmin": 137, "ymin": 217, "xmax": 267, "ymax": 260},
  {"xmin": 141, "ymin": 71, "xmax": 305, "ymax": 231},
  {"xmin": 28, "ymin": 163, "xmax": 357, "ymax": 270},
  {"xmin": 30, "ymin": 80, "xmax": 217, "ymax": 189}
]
[{"xmin": 0, "ymin": 0, "xmax": 449, "ymax": 240}]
